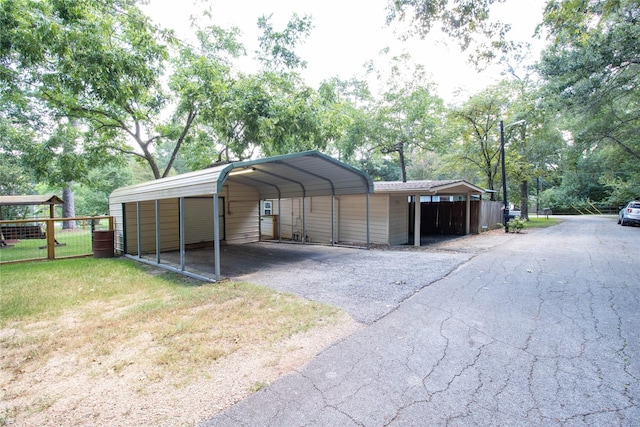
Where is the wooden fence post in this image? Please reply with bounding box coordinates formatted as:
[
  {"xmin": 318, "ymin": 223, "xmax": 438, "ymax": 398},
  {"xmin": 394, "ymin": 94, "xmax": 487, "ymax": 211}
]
[{"xmin": 46, "ymin": 219, "xmax": 55, "ymax": 260}]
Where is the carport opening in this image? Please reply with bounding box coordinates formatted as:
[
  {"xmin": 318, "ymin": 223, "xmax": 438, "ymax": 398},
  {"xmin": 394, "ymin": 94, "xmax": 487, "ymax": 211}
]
[
  {"xmin": 120, "ymin": 196, "xmax": 227, "ymax": 279},
  {"xmin": 408, "ymin": 195, "xmax": 480, "ymax": 245},
  {"xmin": 110, "ymin": 151, "xmax": 375, "ymax": 281}
]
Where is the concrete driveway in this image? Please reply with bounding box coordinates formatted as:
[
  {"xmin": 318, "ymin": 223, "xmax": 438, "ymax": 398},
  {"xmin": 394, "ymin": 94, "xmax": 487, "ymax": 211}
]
[{"xmin": 201, "ymin": 216, "xmax": 640, "ymax": 426}]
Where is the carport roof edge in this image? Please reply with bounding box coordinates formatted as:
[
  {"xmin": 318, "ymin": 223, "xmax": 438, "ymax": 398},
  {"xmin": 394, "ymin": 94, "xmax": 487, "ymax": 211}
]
[
  {"xmin": 109, "ymin": 151, "xmax": 374, "ymax": 204},
  {"xmin": 373, "ymin": 180, "xmax": 485, "ymax": 195}
]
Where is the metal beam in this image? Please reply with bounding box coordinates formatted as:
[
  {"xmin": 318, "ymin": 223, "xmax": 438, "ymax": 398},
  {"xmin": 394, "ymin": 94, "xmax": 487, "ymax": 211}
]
[
  {"xmin": 179, "ymin": 197, "xmax": 185, "ymax": 272},
  {"xmin": 155, "ymin": 200, "xmax": 161, "ymax": 264},
  {"xmin": 213, "ymin": 194, "xmax": 220, "ymax": 280},
  {"xmin": 366, "ymin": 192, "xmax": 370, "ymax": 249},
  {"xmin": 414, "ymin": 195, "xmax": 421, "ymax": 247},
  {"xmin": 136, "ymin": 201, "xmax": 141, "ymax": 258}
]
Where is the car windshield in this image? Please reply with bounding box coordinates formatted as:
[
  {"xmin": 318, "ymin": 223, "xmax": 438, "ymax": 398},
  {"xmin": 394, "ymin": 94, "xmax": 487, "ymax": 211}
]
[{"xmin": 630, "ymin": 203, "xmax": 640, "ymax": 209}]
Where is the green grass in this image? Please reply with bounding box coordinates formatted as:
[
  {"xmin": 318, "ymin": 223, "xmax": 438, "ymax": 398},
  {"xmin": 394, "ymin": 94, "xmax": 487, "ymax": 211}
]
[
  {"xmin": 0, "ymin": 229, "xmax": 95, "ymax": 263},
  {"xmin": 0, "ymin": 258, "xmax": 173, "ymax": 322},
  {"xmin": 525, "ymin": 216, "xmax": 561, "ymax": 229},
  {"xmin": 0, "ymin": 257, "xmax": 342, "ymax": 381}
]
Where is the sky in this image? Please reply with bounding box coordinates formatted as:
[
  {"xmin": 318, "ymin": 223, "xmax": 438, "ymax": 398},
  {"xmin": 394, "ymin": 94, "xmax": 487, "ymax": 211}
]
[{"xmin": 142, "ymin": 0, "xmax": 548, "ymax": 104}]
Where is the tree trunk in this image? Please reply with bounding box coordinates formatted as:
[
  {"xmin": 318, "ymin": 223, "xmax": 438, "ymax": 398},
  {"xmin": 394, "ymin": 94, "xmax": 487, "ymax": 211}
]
[
  {"xmin": 398, "ymin": 143, "xmax": 407, "ymax": 182},
  {"xmin": 62, "ymin": 184, "xmax": 76, "ymax": 229},
  {"xmin": 520, "ymin": 180, "xmax": 529, "ymax": 220},
  {"xmin": 487, "ymin": 176, "xmax": 496, "ymax": 201}
]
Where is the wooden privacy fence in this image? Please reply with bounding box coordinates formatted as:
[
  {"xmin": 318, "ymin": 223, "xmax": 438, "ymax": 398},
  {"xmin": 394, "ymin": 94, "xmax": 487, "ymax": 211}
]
[
  {"xmin": 411, "ymin": 200, "xmax": 503, "ymax": 236},
  {"xmin": 478, "ymin": 200, "xmax": 504, "ymax": 230},
  {"xmin": 0, "ymin": 216, "xmax": 113, "ymax": 264},
  {"xmin": 417, "ymin": 201, "xmax": 480, "ymax": 235}
]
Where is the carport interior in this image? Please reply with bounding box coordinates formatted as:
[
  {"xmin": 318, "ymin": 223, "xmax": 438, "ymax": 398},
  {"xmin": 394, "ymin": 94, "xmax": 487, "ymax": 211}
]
[{"xmin": 110, "ymin": 151, "xmax": 373, "ymax": 281}]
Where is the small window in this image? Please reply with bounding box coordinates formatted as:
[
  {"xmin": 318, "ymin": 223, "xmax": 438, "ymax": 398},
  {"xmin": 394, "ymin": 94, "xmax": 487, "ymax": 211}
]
[{"xmin": 262, "ymin": 200, "xmax": 273, "ymax": 215}]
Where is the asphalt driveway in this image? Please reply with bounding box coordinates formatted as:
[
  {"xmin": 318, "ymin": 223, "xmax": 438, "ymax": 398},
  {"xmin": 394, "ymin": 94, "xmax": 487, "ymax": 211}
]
[
  {"xmin": 201, "ymin": 216, "xmax": 640, "ymax": 426},
  {"xmin": 220, "ymin": 242, "xmax": 476, "ymax": 324}
]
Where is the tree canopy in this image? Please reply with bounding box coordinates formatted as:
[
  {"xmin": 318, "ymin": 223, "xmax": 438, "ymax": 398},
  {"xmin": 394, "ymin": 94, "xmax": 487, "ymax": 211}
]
[{"xmin": 1, "ymin": 0, "xmax": 638, "ymax": 217}]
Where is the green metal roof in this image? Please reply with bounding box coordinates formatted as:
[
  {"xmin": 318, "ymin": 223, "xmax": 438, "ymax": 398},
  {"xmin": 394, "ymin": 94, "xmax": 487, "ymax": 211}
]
[{"xmin": 110, "ymin": 151, "xmax": 373, "ymax": 203}]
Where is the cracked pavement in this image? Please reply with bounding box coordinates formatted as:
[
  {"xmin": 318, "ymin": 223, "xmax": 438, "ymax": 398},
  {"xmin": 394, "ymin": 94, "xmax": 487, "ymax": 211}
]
[{"xmin": 200, "ymin": 216, "xmax": 640, "ymax": 426}]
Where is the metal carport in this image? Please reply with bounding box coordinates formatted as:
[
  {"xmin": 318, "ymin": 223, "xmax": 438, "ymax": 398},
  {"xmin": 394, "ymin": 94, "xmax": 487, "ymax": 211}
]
[{"xmin": 109, "ymin": 151, "xmax": 373, "ymax": 282}]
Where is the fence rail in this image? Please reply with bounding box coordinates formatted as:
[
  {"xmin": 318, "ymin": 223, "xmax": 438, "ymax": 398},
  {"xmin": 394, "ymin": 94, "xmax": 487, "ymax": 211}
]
[{"xmin": 0, "ymin": 216, "xmax": 113, "ymax": 264}]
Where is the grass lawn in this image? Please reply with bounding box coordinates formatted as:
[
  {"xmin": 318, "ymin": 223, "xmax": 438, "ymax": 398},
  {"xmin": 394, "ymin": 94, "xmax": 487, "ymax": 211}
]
[
  {"xmin": 1, "ymin": 257, "xmax": 340, "ymax": 353},
  {"xmin": 525, "ymin": 216, "xmax": 562, "ymax": 229},
  {"xmin": 0, "ymin": 229, "xmax": 95, "ymax": 263},
  {"xmin": 0, "ymin": 257, "xmax": 347, "ymax": 425}
]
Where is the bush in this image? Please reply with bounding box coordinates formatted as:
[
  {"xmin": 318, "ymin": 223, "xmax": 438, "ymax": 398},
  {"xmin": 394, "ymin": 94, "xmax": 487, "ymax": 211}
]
[{"xmin": 508, "ymin": 216, "xmax": 526, "ymax": 233}]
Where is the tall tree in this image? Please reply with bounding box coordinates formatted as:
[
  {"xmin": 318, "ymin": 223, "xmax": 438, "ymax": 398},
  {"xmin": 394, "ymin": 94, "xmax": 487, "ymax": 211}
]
[
  {"xmin": 358, "ymin": 52, "xmax": 446, "ymax": 181},
  {"xmin": 501, "ymin": 79, "xmax": 565, "ymax": 219},
  {"xmin": 448, "ymin": 83, "xmax": 510, "ymax": 200},
  {"xmin": 537, "ymin": 0, "xmax": 640, "ymax": 205},
  {"xmin": 386, "ymin": 0, "xmax": 528, "ymax": 66},
  {"xmin": 256, "ymin": 13, "xmax": 313, "ymax": 72},
  {"xmin": 0, "ymin": 0, "xmax": 245, "ymax": 180}
]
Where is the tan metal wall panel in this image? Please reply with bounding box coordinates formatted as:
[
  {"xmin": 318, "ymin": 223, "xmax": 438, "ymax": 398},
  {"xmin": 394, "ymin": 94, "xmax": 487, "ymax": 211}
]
[
  {"xmin": 337, "ymin": 195, "xmax": 388, "ymax": 244},
  {"xmin": 109, "ymin": 201, "xmax": 124, "ymax": 252},
  {"xmin": 388, "ymin": 195, "xmax": 409, "ymax": 245},
  {"xmin": 158, "ymin": 199, "xmax": 179, "ymax": 251},
  {"xmin": 224, "ymin": 182, "xmax": 259, "ymax": 244},
  {"xmin": 184, "ymin": 197, "xmax": 215, "ymax": 244},
  {"xmin": 304, "ymin": 196, "xmax": 334, "ymax": 243}
]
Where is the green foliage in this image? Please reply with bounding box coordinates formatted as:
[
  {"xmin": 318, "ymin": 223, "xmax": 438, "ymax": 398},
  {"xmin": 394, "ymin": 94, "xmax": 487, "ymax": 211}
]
[
  {"xmin": 356, "ymin": 157, "xmax": 402, "ymax": 181},
  {"xmin": 256, "ymin": 13, "xmax": 313, "ymax": 71},
  {"xmin": 1, "ymin": 0, "xmax": 183, "ymax": 180},
  {"xmin": 386, "ymin": 0, "xmax": 515, "ymax": 66},
  {"xmin": 538, "ymin": 0, "xmax": 640, "ymax": 206},
  {"xmin": 447, "ymin": 82, "xmax": 511, "ymax": 199},
  {"xmin": 507, "ymin": 216, "xmax": 525, "ymax": 233},
  {"xmin": 0, "ymin": 154, "xmax": 36, "ymax": 219}
]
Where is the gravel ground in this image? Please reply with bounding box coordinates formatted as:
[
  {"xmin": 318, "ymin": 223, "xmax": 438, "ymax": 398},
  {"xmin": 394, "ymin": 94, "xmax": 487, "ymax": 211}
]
[{"xmin": 228, "ymin": 229, "xmax": 516, "ymax": 324}]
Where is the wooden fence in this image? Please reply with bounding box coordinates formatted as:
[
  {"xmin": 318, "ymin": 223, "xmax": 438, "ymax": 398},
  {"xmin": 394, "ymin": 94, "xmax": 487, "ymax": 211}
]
[
  {"xmin": 0, "ymin": 216, "xmax": 113, "ymax": 264},
  {"xmin": 478, "ymin": 200, "xmax": 504, "ymax": 231}
]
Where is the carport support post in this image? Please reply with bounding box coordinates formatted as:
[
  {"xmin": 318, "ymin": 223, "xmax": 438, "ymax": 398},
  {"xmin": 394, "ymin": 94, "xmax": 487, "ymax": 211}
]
[
  {"xmin": 213, "ymin": 194, "xmax": 221, "ymax": 280},
  {"xmin": 302, "ymin": 197, "xmax": 307, "ymax": 244},
  {"xmin": 366, "ymin": 192, "xmax": 370, "ymax": 249},
  {"xmin": 465, "ymin": 193, "xmax": 471, "ymax": 235},
  {"xmin": 331, "ymin": 195, "xmax": 335, "ymax": 246},
  {"xmin": 179, "ymin": 197, "xmax": 185, "ymax": 272},
  {"xmin": 278, "ymin": 197, "xmax": 282, "ymax": 243},
  {"xmin": 155, "ymin": 200, "xmax": 161, "ymax": 264},
  {"xmin": 136, "ymin": 201, "xmax": 141, "ymax": 258},
  {"xmin": 414, "ymin": 195, "xmax": 421, "ymax": 247}
]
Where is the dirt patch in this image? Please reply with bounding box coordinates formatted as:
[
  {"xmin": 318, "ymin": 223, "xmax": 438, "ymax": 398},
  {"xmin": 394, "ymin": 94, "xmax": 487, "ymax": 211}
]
[{"xmin": 0, "ymin": 303, "xmax": 361, "ymax": 426}]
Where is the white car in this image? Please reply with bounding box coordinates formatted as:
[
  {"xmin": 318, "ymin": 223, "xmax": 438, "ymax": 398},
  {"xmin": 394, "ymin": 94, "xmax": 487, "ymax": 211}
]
[{"xmin": 618, "ymin": 201, "xmax": 640, "ymax": 226}]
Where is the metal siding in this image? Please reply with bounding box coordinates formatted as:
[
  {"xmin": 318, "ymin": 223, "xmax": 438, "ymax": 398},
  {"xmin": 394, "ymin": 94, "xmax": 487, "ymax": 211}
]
[
  {"xmin": 158, "ymin": 199, "xmax": 180, "ymax": 251},
  {"xmin": 110, "ymin": 151, "xmax": 373, "ymax": 205},
  {"xmin": 109, "ymin": 200, "xmax": 124, "ymax": 252},
  {"xmin": 337, "ymin": 195, "xmax": 387, "ymax": 244},
  {"xmin": 388, "ymin": 195, "xmax": 409, "ymax": 244},
  {"xmin": 304, "ymin": 196, "xmax": 333, "ymax": 243},
  {"xmin": 225, "ymin": 182, "xmax": 259, "ymax": 244},
  {"xmin": 184, "ymin": 198, "xmax": 215, "ymax": 245}
]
